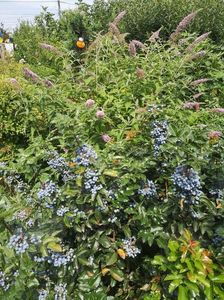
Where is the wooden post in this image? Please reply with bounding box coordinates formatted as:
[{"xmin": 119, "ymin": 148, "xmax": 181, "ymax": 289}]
[{"xmin": 57, "ymin": 0, "xmax": 61, "ymax": 18}]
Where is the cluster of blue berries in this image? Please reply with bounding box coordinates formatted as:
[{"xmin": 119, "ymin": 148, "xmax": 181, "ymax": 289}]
[
  {"xmin": 37, "ymin": 180, "xmax": 57, "ymax": 200},
  {"xmin": 210, "ymin": 189, "xmax": 223, "ymax": 200},
  {"xmin": 30, "ymin": 234, "xmax": 41, "ymax": 245},
  {"xmin": 49, "ymin": 249, "xmax": 74, "ymax": 267},
  {"xmin": 47, "ymin": 151, "xmax": 68, "ymax": 172},
  {"xmin": 0, "ymin": 270, "xmax": 9, "ymax": 291},
  {"xmin": 84, "ymin": 169, "xmax": 103, "ymax": 195},
  {"xmin": 34, "ymin": 249, "xmax": 74, "ymax": 268},
  {"xmin": 171, "ymin": 166, "xmax": 202, "ymax": 204},
  {"xmin": 0, "ymin": 161, "xmax": 7, "ymax": 176},
  {"xmin": 8, "ymin": 232, "xmax": 42, "ymax": 255},
  {"xmin": 37, "ymin": 180, "xmax": 59, "ymax": 208},
  {"xmin": 54, "ymin": 283, "xmax": 67, "ymax": 300},
  {"xmin": 8, "ymin": 233, "xmax": 29, "ymax": 254},
  {"xmin": 212, "ymin": 235, "xmax": 224, "ymax": 247},
  {"xmin": 73, "ymin": 208, "xmax": 86, "ymax": 219},
  {"xmin": 148, "ymin": 104, "xmax": 159, "ymax": 113},
  {"xmin": 56, "ymin": 206, "xmax": 69, "ymax": 217},
  {"xmin": 122, "ymin": 237, "xmax": 141, "ymax": 258},
  {"xmin": 38, "ymin": 289, "xmax": 49, "ymax": 300},
  {"xmin": 61, "ymin": 170, "xmax": 76, "ymax": 182},
  {"xmin": 5, "ymin": 173, "xmax": 27, "ymax": 192},
  {"xmin": 47, "ymin": 151, "xmax": 75, "ymax": 183},
  {"xmin": 74, "ymin": 145, "xmax": 97, "ymax": 167},
  {"xmin": 138, "ymin": 180, "xmax": 157, "ymax": 198},
  {"xmin": 26, "ymin": 219, "xmax": 34, "ymax": 227},
  {"xmin": 97, "ymin": 199, "xmax": 108, "ymax": 212},
  {"xmin": 151, "ymin": 120, "xmax": 168, "ymax": 155},
  {"xmin": 108, "ymin": 209, "xmax": 120, "ymax": 223}
]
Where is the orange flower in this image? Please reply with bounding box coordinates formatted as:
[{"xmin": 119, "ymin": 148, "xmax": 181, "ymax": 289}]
[
  {"xmin": 76, "ymin": 37, "xmax": 85, "ymax": 49},
  {"xmin": 117, "ymin": 248, "xmax": 126, "ymax": 259},
  {"xmin": 189, "ymin": 240, "xmax": 199, "ymax": 248},
  {"xmin": 125, "ymin": 130, "xmax": 138, "ymax": 140},
  {"xmin": 135, "ymin": 107, "xmax": 147, "ymax": 113},
  {"xmin": 68, "ymin": 162, "xmax": 76, "ymax": 167}
]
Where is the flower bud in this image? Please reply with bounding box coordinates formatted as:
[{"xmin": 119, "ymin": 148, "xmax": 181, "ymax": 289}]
[
  {"xmin": 101, "ymin": 134, "xmax": 112, "ymax": 143},
  {"xmin": 85, "ymin": 99, "xmax": 95, "ymax": 108},
  {"xmin": 96, "ymin": 110, "xmax": 105, "ymax": 118}
]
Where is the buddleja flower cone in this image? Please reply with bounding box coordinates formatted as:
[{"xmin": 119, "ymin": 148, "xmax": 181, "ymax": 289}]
[
  {"xmin": 109, "ymin": 11, "xmax": 126, "ymax": 37},
  {"xmin": 170, "ymin": 11, "xmax": 198, "ymax": 42},
  {"xmin": 128, "ymin": 40, "xmax": 145, "ymax": 56},
  {"xmin": 39, "ymin": 43, "xmax": 63, "ymax": 55},
  {"xmin": 185, "ymin": 50, "xmax": 206, "ymax": 62},
  {"xmin": 149, "ymin": 28, "xmax": 162, "ymax": 43},
  {"xmin": 186, "ymin": 32, "xmax": 211, "ymax": 52},
  {"xmin": 112, "ymin": 11, "xmax": 126, "ymax": 25},
  {"xmin": 23, "ymin": 68, "xmax": 41, "ymax": 83},
  {"xmin": 190, "ymin": 78, "xmax": 211, "ymax": 86},
  {"xmin": 109, "ymin": 23, "xmax": 120, "ymax": 36}
]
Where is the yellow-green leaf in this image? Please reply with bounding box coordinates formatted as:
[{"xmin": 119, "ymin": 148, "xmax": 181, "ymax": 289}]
[
  {"xmin": 103, "ymin": 169, "xmax": 118, "ymax": 177},
  {"xmin": 178, "ymin": 285, "xmax": 188, "ymax": 300},
  {"xmin": 47, "ymin": 242, "xmax": 63, "ymax": 252},
  {"xmin": 110, "ymin": 269, "xmax": 124, "ymax": 282}
]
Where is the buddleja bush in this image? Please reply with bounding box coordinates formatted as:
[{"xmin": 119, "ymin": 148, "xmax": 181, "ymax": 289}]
[
  {"xmin": 90, "ymin": 0, "xmax": 224, "ymax": 43},
  {"xmin": 0, "ymin": 13, "xmax": 224, "ymax": 299}
]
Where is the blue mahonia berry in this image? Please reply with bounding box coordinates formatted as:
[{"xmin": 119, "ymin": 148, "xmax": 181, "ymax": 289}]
[
  {"xmin": 84, "ymin": 169, "xmax": 103, "ymax": 195},
  {"xmin": 151, "ymin": 120, "xmax": 168, "ymax": 156},
  {"xmin": 138, "ymin": 180, "xmax": 157, "ymax": 198},
  {"xmin": 37, "ymin": 180, "xmax": 57, "ymax": 200},
  {"xmin": 8, "ymin": 233, "xmax": 29, "ymax": 254},
  {"xmin": 54, "ymin": 283, "xmax": 67, "ymax": 300},
  {"xmin": 122, "ymin": 237, "xmax": 141, "ymax": 258},
  {"xmin": 73, "ymin": 145, "xmax": 97, "ymax": 167},
  {"xmin": 171, "ymin": 166, "xmax": 202, "ymax": 204}
]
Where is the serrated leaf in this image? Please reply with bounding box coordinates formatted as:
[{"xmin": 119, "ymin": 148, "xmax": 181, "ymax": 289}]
[
  {"xmin": 205, "ymin": 286, "xmax": 213, "ymax": 300},
  {"xmin": 152, "ymin": 255, "xmax": 165, "ymax": 265},
  {"xmin": 211, "ymin": 275, "xmax": 224, "ymax": 283},
  {"xmin": 167, "ymin": 255, "xmax": 178, "ymax": 262},
  {"xmin": 195, "ymin": 274, "xmax": 210, "ymax": 287},
  {"xmin": 168, "ymin": 281, "xmax": 180, "ymax": 293},
  {"xmin": 168, "ymin": 240, "xmax": 179, "ymax": 253},
  {"xmin": 185, "ymin": 281, "xmax": 199, "ymax": 294},
  {"xmin": 214, "ymin": 286, "xmax": 224, "ymax": 297}
]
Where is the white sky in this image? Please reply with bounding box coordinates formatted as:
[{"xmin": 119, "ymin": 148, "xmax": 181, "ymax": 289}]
[{"xmin": 0, "ymin": 0, "xmax": 93, "ymax": 31}]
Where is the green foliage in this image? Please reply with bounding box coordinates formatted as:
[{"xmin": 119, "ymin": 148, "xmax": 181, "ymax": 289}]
[
  {"xmin": 152, "ymin": 229, "xmax": 224, "ymax": 299},
  {"xmin": 13, "ymin": 0, "xmax": 224, "ymax": 71},
  {"xmin": 1, "ymin": 21, "xmax": 224, "ymax": 299},
  {"xmin": 13, "ymin": 21, "xmax": 44, "ymax": 65},
  {"xmin": 89, "ymin": 0, "xmax": 224, "ymax": 43}
]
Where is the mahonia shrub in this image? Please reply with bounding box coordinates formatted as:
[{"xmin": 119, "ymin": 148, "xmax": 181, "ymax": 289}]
[{"xmin": 0, "ymin": 16, "xmax": 224, "ymax": 299}]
